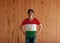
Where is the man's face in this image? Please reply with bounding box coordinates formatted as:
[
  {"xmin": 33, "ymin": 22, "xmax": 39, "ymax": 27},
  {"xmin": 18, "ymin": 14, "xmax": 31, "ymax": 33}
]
[{"xmin": 28, "ymin": 11, "xmax": 34, "ymax": 18}]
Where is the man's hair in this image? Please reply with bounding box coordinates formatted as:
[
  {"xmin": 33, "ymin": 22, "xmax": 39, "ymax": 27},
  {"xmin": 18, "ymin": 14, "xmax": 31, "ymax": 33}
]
[{"xmin": 27, "ymin": 9, "xmax": 34, "ymax": 14}]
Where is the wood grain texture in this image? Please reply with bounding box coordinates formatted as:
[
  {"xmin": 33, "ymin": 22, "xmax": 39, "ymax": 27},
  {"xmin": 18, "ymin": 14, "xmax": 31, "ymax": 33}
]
[{"xmin": 0, "ymin": 0, "xmax": 60, "ymax": 43}]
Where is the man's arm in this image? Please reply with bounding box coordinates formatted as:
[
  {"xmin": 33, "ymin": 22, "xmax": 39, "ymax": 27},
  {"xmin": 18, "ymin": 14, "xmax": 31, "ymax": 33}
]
[
  {"xmin": 37, "ymin": 24, "xmax": 42, "ymax": 35},
  {"xmin": 20, "ymin": 25, "xmax": 25, "ymax": 35}
]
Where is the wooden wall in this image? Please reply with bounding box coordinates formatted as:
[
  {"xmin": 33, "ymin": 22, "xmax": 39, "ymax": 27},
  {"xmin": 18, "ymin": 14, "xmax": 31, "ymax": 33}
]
[{"xmin": 0, "ymin": 0, "xmax": 60, "ymax": 43}]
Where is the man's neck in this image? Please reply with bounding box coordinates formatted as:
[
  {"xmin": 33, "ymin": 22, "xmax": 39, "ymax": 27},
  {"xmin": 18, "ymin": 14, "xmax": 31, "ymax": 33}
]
[{"xmin": 29, "ymin": 17, "xmax": 34, "ymax": 21}]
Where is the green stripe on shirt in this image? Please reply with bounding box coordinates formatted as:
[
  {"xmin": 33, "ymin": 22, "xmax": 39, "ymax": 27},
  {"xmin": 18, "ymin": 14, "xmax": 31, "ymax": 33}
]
[{"xmin": 26, "ymin": 31, "xmax": 36, "ymax": 37}]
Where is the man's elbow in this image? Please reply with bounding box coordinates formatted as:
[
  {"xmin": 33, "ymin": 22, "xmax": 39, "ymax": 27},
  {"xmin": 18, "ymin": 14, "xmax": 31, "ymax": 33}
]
[{"xmin": 40, "ymin": 24, "xmax": 42, "ymax": 28}]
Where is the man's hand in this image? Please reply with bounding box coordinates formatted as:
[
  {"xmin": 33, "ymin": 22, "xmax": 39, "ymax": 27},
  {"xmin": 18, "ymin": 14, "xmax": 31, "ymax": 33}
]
[
  {"xmin": 23, "ymin": 32, "xmax": 26, "ymax": 35},
  {"xmin": 37, "ymin": 33, "xmax": 40, "ymax": 36}
]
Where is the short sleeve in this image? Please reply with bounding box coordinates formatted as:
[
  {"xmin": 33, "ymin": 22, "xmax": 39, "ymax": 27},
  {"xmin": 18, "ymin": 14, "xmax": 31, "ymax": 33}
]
[
  {"xmin": 35, "ymin": 18, "xmax": 40, "ymax": 25},
  {"xmin": 21, "ymin": 18, "xmax": 27, "ymax": 26}
]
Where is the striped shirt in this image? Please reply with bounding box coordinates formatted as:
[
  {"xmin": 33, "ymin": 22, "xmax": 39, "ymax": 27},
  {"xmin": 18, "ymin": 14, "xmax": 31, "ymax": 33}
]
[{"xmin": 21, "ymin": 18, "xmax": 40, "ymax": 37}]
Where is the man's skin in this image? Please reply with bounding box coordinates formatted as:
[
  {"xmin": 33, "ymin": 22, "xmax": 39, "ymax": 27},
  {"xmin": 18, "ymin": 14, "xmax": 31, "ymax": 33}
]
[{"xmin": 20, "ymin": 11, "xmax": 42, "ymax": 36}]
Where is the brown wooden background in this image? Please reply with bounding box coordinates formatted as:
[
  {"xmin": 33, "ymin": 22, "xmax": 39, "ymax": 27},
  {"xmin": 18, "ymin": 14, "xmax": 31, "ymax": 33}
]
[{"xmin": 0, "ymin": 0, "xmax": 60, "ymax": 43}]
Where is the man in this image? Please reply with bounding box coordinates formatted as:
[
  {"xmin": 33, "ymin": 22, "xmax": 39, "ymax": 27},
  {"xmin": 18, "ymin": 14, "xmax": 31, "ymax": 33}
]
[{"xmin": 20, "ymin": 9, "xmax": 42, "ymax": 43}]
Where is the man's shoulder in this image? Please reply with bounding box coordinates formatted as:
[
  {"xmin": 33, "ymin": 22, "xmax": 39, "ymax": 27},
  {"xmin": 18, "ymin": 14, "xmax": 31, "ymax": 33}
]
[
  {"xmin": 23, "ymin": 18, "xmax": 29, "ymax": 21},
  {"xmin": 34, "ymin": 17, "xmax": 39, "ymax": 20}
]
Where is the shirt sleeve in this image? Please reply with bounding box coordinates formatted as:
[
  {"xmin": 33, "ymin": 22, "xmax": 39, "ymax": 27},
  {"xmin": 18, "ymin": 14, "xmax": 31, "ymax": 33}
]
[
  {"xmin": 36, "ymin": 18, "xmax": 40, "ymax": 25},
  {"xmin": 21, "ymin": 19, "xmax": 27, "ymax": 26}
]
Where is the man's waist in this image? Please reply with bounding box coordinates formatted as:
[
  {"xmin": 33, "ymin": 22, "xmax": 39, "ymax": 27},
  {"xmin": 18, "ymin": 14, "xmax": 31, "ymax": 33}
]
[
  {"xmin": 26, "ymin": 31, "xmax": 36, "ymax": 37},
  {"xmin": 26, "ymin": 31, "xmax": 36, "ymax": 35}
]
